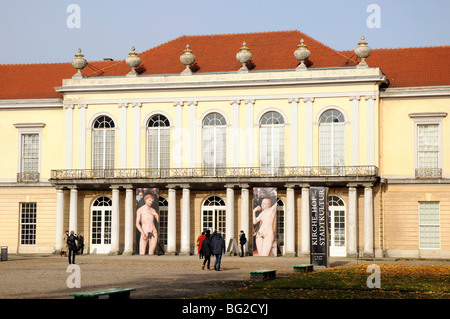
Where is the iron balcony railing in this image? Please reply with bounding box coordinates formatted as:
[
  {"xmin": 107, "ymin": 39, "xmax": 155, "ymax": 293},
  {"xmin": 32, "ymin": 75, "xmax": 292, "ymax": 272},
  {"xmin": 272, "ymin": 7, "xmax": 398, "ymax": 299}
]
[
  {"xmin": 50, "ymin": 166, "xmax": 379, "ymax": 180},
  {"xmin": 17, "ymin": 172, "xmax": 40, "ymax": 182},
  {"xmin": 415, "ymin": 168, "xmax": 442, "ymax": 179}
]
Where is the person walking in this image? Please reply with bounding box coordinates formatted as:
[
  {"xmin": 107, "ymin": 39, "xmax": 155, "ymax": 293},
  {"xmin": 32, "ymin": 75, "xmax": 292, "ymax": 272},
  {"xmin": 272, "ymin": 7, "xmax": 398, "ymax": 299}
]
[
  {"xmin": 61, "ymin": 230, "xmax": 69, "ymax": 257},
  {"xmin": 77, "ymin": 233, "xmax": 84, "ymax": 255},
  {"xmin": 239, "ymin": 230, "xmax": 247, "ymax": 257},
  {"xmin": 197, "ymin": 232, "xmax": 206, "ymax": 259},
  {"xmin": 201, "ymin": 230, "xmax": 212, "ymax": 270},
  {"xmin": 211, "ymin": 230, "xmax": 225, "ymax": 271},
  {"xmin": 67, "ymin": 231, "xmax": 79, "ymax": 264}
]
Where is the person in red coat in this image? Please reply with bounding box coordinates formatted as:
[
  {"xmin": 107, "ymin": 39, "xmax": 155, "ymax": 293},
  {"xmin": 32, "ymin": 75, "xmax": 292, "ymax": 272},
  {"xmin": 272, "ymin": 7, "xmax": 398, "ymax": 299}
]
[{"xmin": 197, "ymin": 232, "xmax": 206, "ymax": 259}]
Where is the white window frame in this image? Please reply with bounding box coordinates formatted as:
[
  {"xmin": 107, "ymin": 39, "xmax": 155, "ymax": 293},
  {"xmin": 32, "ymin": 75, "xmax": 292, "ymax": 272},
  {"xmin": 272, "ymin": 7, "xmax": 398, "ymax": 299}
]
[
  {"xmin": 91, "ymin": 116, "xmax": 116, "ymax": 170},
  {"xmin": 202, "ymin": 113, "xmax": 227, "ymax": 174},
  {"xmin": 410, "ymin": 113, "xmax": 446, "ymax": 176},
  {"xmin": 20, "ymin": 202, "xmax": 37, "ymax": 245},
  {"xmin": 418, "ymin": 201, "xmax": 441, "ymax": 249},
  {"xmin": 318, "ymin": 109, "xmax": 346, "ymax": 168},
  {"xmin": 14, "ymin": 123, "xmax": 45, "ymax": 181},
  {"xmin": 259, "ymin": 111, "xmax": 285, "ymax": 174},
  {"xmin": 146, "ymin": 114, "xmax": 171, "ymax": 175}
]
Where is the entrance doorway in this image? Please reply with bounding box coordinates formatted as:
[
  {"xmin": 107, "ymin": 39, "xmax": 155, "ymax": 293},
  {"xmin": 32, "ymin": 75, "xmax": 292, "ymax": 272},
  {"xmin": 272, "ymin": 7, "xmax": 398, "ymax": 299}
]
[
  {"xmin": 90, "ymin": 196, "xmax": 112, "ymax": 254},
  {"xmin": 328, "ymin": 195, "xmax": 346, "ymax": 257},
  {"xmin": 201, "ymin": 196, "xmax": 226, "ymax": 241}
]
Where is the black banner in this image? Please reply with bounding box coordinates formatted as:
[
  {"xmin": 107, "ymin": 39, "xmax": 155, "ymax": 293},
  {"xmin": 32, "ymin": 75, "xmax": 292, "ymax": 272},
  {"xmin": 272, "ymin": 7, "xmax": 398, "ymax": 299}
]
[{"xmin": 309, "ymin": 186, "xmax": 329, "ymax": 267}]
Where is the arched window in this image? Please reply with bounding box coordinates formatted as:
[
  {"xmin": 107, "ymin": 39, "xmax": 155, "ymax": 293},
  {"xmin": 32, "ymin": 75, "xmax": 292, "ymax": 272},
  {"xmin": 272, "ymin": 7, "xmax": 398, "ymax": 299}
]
[
  {"xmin": 276, "ymin": 197, "xmax": 285, "ymax": 249},
  {"xmin": 147, "ymin": 114, "xmax": 170, "ymax": 176},
  {"xmin": 202, "ymin": 113, "xmax": 227, "ymax": 175},
  {"xmin": 90, "ymin": 196, "xmax": 112, "ymax": 254},
  {"xmin": 260, "ymin": 111, "xmax": 285, "ymax": 174},
  {"xmin": 319, "ymin": 109, "xmax": 345, "ymax": 167},
  {"xmin": 92, "ymin": 116, "xmax": 115, "ymax": 170},
  {"xmin": 328, "ymin": 195, "xmax": 346, "ymax": 257},
  {"xmin": 201, "ymin": 196, "xmax": 226, "ymax": 240}
]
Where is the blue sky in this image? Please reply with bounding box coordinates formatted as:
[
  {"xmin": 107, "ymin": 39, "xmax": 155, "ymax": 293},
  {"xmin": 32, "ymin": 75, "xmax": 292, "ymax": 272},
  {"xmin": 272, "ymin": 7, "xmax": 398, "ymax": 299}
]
[{"xmin": 0, "ymin": 0, "xmax": 449, "ymax": 64}]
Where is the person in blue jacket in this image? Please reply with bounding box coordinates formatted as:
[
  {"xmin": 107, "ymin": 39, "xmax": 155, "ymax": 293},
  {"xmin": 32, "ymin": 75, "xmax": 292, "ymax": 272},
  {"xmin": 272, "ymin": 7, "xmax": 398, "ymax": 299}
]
[{"xmin": 211, "ymin": 230, "xmax": 226, "ymax": 271}]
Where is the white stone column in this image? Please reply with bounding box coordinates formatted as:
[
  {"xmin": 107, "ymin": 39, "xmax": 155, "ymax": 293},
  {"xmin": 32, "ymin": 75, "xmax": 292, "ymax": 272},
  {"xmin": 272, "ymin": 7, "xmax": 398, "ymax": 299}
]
[
  {"xmin": 110, "ymin": 185, "xmax": 120, "ymax": 255},
  {"xmin": 303, "ymin": 98, "xmax": 314, "ymax": 167},
  {"xmin": 349, "ymin": 96, "xmax": 360, "ymax": 166},
  {"xmin": 244, "ymin": 99, "xmax": 255, "ymax": 167},
  {"xmin": 180, "ymin": 185, "xmax": 191, "ymax": 255},
  {"xmin": 285, "ymin": 185, "xmax": 296, "ymax": 256},
  {"xmin": 123, "ymin": 186, "xmax": 134, "ymax": 255},
  {"xmin": 119, "ymin": 103, "xmax": 128, "ymax": 168},
  {"xmin": 69, "ymin": 186, "xmax": 78, "ymax": 234},
  {"xmin": 167, "ymin": 186, "xmax": 177, "ymax": 255},
  {"xmin": 240, "ymin": 185, "xmax": 249, "ymax": 255},
  {"xmin": 64, "ymin": 103, "xmax": 74, "ymax": 169},
  {"xmin": 230, "ymin": 100, "xmax": 240, "ymax": 167},
  {"xmin": 226, "ymin": 185, "xmax": 235, "ymax": 244},
  {"xmin": 300, "ymin": 184, "xmax": 310, "ymax": 255},
  {"xmin": 77, "ymin": 104, "xmax": 87, "ymax": 169},
  {"xmin": 55, "ymin": 188, "xmax": 65, "ymax": 252},
  {"xmin": 347, "ymin": 184, "xmax": 358, "ymax": 256},
  {"xmin": 288, "ymin": 98, "xmax": 299, "ymax": 167},
  {"xmin": 132, "ymin": 102, "xmax": 142, "ymax": 169},
  {"xmin": 364, "ymin": 184, "xmax": 374, "ymax": 256}
]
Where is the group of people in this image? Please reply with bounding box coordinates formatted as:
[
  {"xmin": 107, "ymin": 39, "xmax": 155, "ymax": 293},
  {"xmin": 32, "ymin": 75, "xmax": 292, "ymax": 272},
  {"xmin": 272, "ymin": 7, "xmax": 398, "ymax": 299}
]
[
  {"xmin": 196, "ymin": 230, "xmax": 247, "ymax": 271},
  {"xmin": 61, "ymin": 230, "xmax": 84, "ymax": 264}
]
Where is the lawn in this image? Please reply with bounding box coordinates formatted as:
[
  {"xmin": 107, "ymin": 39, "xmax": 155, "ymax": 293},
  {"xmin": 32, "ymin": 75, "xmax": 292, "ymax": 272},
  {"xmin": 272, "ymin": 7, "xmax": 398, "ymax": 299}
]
[{"xmin": 198, "ymin": 264, "xmax": 450, "ymax": 299}]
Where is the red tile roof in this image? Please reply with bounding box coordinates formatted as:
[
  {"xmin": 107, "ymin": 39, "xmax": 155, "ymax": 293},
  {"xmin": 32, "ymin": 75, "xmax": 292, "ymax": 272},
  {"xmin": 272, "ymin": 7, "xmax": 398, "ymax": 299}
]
[
  {"xmin": 0, "ymin": 31, "xmax": 448, "ymax": 100},
  {"xmin": 340, "ymin": 46, "xmax": 450, "ymax": 88}
]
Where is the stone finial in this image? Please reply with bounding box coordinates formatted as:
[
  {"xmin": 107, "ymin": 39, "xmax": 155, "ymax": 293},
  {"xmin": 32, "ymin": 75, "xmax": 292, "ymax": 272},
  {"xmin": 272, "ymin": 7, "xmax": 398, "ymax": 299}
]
[
  {"xmin": 354, "ymin": 36, "xmax": 372, "ymax": 68},
  {"xmin": 180, "ymin": 44, "xmax": 196, "ymax": 75},
  {"xmin": 236, "ymin": 42, "xmax": 252, "ymax": 73},
  {"xmin": 71, "ymin": 48, "xmax": 87, "ymax": 79},
  {"xmin": 294, "ymin": 39, "xmax": 311, "ymax": 71},
  {"xmin": 125, "ymin": 46, "xmax": 141, "ymax": 77}
]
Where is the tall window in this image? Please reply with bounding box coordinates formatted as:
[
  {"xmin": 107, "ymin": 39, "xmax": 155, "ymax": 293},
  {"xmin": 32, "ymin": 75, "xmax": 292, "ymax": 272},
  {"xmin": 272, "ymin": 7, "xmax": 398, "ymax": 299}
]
[
  {"xmin": 21, "ymin": 134, "xmax": 39, "ymax": 177},
  {"xmin": 419, "ymin": 202, "xmax": 440, "ymax": 249},
  {"xmin": 92, "ymin": 116, "xmax": 115, "ymax": 170},
  {"xmin": 159, "ymin": 196, "xmax": 168, "ymax": 246},
  {"xmin": 276, "ymin": 197, "xmax": 284, "ymax": 248},
  {"xmin": 201, "ymin": 196, "xmax": 226, "ymax": 240},
  {"xmin": 202, "ymin": 113, "xmax": 226, "ymax": 175},
  {"xmin": 260, "ymin": 111, "xmax": 285, "ymax": 174},
  {"xmin": 417, "ymin": 124, "xmax": 439, "ymax": 173},
  {"xmin": 147, "ymin": 114, "xmax": 170, "ymax": 176},
  {"xmin": 319, "ymin": 109, "xmax": 345, "ymax": 167},
  {"xmin": 20, "ymin": 203, "xmax": 37, "ymax": 245}
]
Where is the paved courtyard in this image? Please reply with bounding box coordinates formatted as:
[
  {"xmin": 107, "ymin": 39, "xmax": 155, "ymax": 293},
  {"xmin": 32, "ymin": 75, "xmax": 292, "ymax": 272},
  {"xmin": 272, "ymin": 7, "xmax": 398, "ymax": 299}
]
[{"xmin": 0, "ymin": 253, "xmax": 448, "ymax": 299}]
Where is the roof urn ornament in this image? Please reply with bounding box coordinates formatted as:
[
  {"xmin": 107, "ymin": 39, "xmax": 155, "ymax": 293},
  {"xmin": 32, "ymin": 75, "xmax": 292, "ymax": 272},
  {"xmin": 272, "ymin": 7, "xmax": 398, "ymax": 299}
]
[
  {"xmin": 126, "ymin": 46, "xmax": 141, "ymax": 77},
  {"xmin": 71, "ymin": 48, "xmax": 87, "ymax": 79},
  {"xmin": 236, "ymin": 42, "xmax": 252, "ymax": 73},
  {"xmin": 180, "ymin": 44, "xmax": 196, "ymax": 75},
  {"xmin": 294, "ymin": 39, "xmax": 311, "ymax": 71},
  {"xmin": 354, "ymin": 36, "xmax": 372, "ymax": 68}
]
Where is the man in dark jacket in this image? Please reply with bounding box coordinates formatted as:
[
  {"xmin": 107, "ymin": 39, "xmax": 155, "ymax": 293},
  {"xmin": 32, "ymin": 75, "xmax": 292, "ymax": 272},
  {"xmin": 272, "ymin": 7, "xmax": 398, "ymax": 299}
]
[
  {"xmin": 201, "ymin": 230, "xmax": 212, "ymax": 270},
  {"xmin": 67, "ymin": 230, "xmax": 79, "ymax": 264},
  {"xmin": 211, "ymin": 230, "xmax": 226, "ymax": 271},
  {"xmin": 239, "ymin": 230, "xmax": 247, "ymax": 257}
]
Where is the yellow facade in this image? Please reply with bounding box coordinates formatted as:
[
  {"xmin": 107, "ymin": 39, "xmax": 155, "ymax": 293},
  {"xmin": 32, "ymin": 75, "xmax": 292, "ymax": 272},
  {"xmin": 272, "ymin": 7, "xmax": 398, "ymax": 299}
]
[{"xmin": 0, "ymin": 44, "xmax": 449, "ymax": 259}]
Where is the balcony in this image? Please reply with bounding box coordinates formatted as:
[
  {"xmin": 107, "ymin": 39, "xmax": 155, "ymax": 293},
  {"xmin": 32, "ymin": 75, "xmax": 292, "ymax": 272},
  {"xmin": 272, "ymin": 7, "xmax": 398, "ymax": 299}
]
[
  {"xmin": 17, "ymin": 172, "xmax": 40, "ymax": 183},
  {"xmin": 415, "ymin": 168, "xmax": 442, "ymax": 179},
  {"xmin": 50, "ymin": 166, "xmax": 379, "ymax": 189}
]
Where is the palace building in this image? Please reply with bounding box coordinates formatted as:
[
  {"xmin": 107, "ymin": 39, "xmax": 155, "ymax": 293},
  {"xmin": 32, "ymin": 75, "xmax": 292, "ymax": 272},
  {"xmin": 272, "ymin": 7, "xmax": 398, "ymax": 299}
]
[{"xmin": 0, "ymin": 30, "xmax": 449, "ymax": 258}]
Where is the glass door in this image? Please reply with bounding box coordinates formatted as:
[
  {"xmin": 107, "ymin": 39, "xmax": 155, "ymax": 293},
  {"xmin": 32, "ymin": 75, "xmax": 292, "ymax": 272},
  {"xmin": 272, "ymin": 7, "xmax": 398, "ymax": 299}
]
[{"xmin": 90, "ymin": 196, "xmax": 112, "ymax": 254}]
